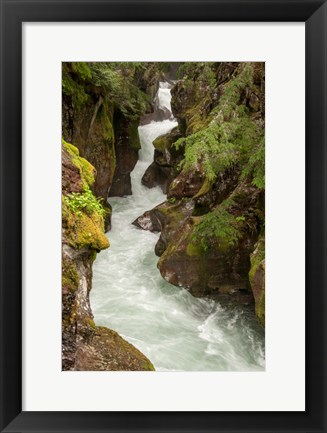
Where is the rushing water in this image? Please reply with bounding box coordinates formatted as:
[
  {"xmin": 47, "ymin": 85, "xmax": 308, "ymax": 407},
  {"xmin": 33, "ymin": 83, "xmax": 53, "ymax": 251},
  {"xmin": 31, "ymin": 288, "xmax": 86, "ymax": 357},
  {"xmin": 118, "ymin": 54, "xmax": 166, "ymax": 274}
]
[{"xmin": 90, "ymin": 82, "xmax": 265, "ymax": 371}]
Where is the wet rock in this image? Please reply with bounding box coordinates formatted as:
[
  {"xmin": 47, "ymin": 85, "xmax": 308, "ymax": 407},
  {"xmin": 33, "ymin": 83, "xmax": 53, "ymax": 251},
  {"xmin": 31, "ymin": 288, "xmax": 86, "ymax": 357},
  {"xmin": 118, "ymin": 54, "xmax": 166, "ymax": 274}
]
[
  {"xmin": 132, "ymin": 208, "xmax": 163, "ymax": 232},
  {"xmin": 109, "ymin": 111, "xmax": 140, "ymax": 197},
  {"xmin": 168, "ymin": 163, "xmax": 205, "ymax": 199},
  {"xmin": 192, "ymin": 166, "xmax": 241, "ymax": 215},
  {"xmin": 103, "ymin": 202, "xmax": 112, "ymax": 233},
  {"xmin": 62, "ymin": 93, "xmax": 115, "ymax": 203},
  {"xmin": 140, "ymin": 107, "xmax": 173, "ymax": 125},
  {"xmin": 158, "ymin": 221, "xmax": 255, "ymax": 299},
  {"xmin": 249, "ymin": 236, "xmax": 265, "ymax": 327},
  {"xmin": 133, "ymin": 199, "xmax": 194, "ymax": 256},
  {"xmin": 157, "ymin": 181, "xmax": 263, "ymax": 300},
  {"xmin": 141, "ymin": 127, "xmax": 183, "ymax": 193},
  {"xmin": 75, "ymin": 327, "xmax": 155, "ymax": 371}
]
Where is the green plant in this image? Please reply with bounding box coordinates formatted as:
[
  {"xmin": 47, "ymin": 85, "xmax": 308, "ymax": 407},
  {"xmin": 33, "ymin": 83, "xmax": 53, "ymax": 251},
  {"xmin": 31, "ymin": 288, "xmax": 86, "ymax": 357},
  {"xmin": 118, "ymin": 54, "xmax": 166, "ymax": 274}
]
[
  {"xmin": 192, "ymin": 199, "xmax": 243, "ymax": 251},
  {"xmin": 63, "ymin": 188, "xmax": 107, "ymax": 218},
  {"xmin": 62, "ymin": 62, "xmax": 151, "ymax": 119},
  {"xmin": 174, "ymin": 63, "xmax": 265, "ymax": 189}
]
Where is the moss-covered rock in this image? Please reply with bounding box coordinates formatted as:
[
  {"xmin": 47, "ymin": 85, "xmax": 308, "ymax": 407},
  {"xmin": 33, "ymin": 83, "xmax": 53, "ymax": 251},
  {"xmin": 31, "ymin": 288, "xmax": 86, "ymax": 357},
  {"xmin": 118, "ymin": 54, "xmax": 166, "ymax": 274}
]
[
  {"xmin": 141, "ymin": 126, "xmax": 184, "ymax": 193},
  {"xmin": 63, "ymin": 204, "xmax": 109, "ymax": 251},
  {"xmin": 63, "ymin": 140, "xmax": 95, "ymax": 188},
  {"xmin": 133, "ymin": 199, "xmax": 195, "ymax": 256},
  {"xmin": 62, "ymin": 256, "xmax": 79, "ymax": 294},
  {"xmin": 75, "ymin": 327, "xmax": 155, "ymax": 371},
  {"xmin": 62, "ymin": 82, "xmax": 116, "ymax": 210},
  {"xmin": 157, "ymin": 217, "xmax": 255, "ymax": 298},
  {"xmin": 62, "ymin": 141, "xmax": 109, "ymax": 252},
  {"xmin": 249, "ymin": 236, "xmax": 265, "ymax": 327},
  {"xmin": 154, "ymin": 180, "xmax": 263, "ymax": 300},
  {"xmin": 109, "ymin": 111, "xmax": 141, "ymax": 197}
]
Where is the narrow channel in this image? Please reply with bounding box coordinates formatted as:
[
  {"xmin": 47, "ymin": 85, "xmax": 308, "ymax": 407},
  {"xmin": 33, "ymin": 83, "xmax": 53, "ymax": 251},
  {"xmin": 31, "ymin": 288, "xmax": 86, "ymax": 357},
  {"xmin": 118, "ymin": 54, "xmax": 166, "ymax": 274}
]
[{"xmin": 90, "ymin": 82, "xmax": 265, "ymax": 371}]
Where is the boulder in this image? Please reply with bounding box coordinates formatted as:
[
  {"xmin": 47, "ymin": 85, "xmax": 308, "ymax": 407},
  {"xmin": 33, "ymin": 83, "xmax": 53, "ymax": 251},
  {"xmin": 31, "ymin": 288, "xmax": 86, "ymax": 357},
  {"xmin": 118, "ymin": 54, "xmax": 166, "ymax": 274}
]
[{"xmin": 157, "ymin": 181, "xmax": 263, "ymax": 300}]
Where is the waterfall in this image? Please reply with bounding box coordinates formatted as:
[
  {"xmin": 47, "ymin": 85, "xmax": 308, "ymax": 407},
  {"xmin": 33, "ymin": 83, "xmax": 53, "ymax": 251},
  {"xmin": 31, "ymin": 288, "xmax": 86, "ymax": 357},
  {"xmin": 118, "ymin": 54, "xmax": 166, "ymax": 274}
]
[{"xmin": 90, "ymin": 83, "xmax": 265, "ymax": 371}]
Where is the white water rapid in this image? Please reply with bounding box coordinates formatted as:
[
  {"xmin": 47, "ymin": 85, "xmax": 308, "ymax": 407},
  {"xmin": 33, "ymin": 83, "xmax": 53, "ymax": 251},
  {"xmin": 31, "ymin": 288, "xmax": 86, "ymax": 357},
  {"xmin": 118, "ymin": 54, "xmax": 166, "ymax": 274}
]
[{"xmin": 90, "ymin": 82, "xmax": 265, "ymax": 371}]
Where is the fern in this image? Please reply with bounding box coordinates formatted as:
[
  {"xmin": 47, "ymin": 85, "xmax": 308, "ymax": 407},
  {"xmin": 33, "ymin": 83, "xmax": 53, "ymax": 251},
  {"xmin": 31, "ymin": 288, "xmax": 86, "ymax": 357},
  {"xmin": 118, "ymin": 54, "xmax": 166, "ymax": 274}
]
[
  {"xmin": 174, "ymin": 63, "xmax": 265, "ymax": 189},
  {"xmin": 192, "ymin": 199, "xmax": 242, "ymax": 251}
]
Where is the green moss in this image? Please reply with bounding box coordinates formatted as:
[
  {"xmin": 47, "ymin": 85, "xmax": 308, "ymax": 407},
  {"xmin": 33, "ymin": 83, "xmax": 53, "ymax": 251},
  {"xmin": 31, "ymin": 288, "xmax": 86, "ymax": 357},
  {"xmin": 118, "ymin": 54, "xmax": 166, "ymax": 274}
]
[
  {"xmin": 153, "ymin": 135, "xmax": 167, "ymax": 152},
  {"xmin": 63, "ymin": 188, "xmax": 107, "ymax": 219},
  {"xmin": 191, "ymin": 199, "xmax": 242, "ymax": 252},
  {"xmin": 71, "ymin": 62, "xmax": 92, "ymax": 80},
  {"xmin": 62, "ymin": 196, "xmax": 110, "ymax": 251},
  {"xmin": 185, "ymin": 101, "xmax": 210, "ymax": 135},
  {"xmin": 63, "ymin": 140, "xmax": 95, "ymax": 189},
  {"xmin": 153, "ymin": 127, "xmax": 180, "ymax": 152},
  {"xmin": 62, "ymin": 63, "xmax": 90, "ymax": 108},
  {"xmin": 193, "ymin": 177, "xmax": 214, "ymax": 198},
  {"xmin": 96, "ymin": 102, "xmax": 115, "ymax": 143},
  {"xmin": 93, "ymin": 326, "xmax": 156, "ymax": 371},
  {"xmin": 249, "ymin": 237, "xmax": 265, "ymax": 285},
  {"xmin": 69, "ymin": 211, "xmax": 109, "ymax": 250},
  {"xmin": 62, "ymin": 139, "xmax": 110, "ymax": 252},
  {"xmin": 127, "ymin": 120, "xmax": 141, "ymax": 150},
  {"xmin": 63, "ymin": 141, "xmax": 79, "ymax": 156},
  {"xmin": 256, "ymin": 281, "xmax": 265, "ymax": 327},
  {"xmin": 62, "ymin": 257, "xmax": 79, "ymax": 293},
  {"xmin": 186, "ymin": 242, "xmax": 201, "ymax": 257},
  {"xmin": 249, "ymin": 237, "xmax": 265, "ymax": 327},
  {"xmin": 86, "ymin": 317, "xmax": 96, "ymax": 330}
]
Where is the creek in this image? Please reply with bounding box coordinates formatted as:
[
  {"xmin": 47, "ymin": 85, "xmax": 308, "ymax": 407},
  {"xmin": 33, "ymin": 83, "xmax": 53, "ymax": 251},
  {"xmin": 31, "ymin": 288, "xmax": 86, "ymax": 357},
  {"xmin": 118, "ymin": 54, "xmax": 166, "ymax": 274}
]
[{"xmin": 90, "ymin": 82, "xmax": 265, "ymax": 371}]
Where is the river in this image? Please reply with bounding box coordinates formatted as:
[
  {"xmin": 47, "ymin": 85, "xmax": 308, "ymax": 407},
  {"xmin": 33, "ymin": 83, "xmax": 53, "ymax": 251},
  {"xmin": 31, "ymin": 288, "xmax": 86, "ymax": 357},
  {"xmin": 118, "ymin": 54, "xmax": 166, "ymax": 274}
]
[{"xmin": 90, "ymin": 82, "xmax": 265, "ymax": 371}]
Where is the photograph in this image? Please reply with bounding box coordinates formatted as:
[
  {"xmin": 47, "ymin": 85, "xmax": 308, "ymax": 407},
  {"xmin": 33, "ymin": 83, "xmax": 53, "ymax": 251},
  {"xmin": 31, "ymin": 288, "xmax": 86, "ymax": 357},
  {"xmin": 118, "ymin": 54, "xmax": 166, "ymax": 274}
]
[
  {"xmin": 2, "ymin": 0, "xmax": 326, "ymax": 429},
  {"xmin": 62, "ymin": 61, "xmax": 265, "ymax": 371}
]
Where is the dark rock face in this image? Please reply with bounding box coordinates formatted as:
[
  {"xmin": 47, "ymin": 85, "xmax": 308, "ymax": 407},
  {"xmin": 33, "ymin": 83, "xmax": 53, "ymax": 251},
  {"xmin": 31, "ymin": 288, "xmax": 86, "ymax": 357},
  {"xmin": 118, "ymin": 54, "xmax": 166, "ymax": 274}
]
[
  {"xmin": 62, "ymin": 94, "xmax": 115, "ymax": 206},
  {"xmin": 156, "ymin": 181, "xmax": 262, "ymax": 298},
  {"xmin": 140, "ymin": 107, "xmax": 172, "ymax": 125},
  {"xmin": 141, "ymin": 127, "xmax": 183, "ymax": 193},
  {"xmin": 109, "ymin": 111, "xmax": 140, "ymax": 197}
]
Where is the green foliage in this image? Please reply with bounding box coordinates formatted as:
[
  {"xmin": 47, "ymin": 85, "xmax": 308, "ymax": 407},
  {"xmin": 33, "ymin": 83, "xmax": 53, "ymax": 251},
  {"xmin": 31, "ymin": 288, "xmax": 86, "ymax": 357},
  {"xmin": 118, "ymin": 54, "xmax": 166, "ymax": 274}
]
[
  {"xmin": 62, "ymin": 62, "xmax": 90, "ymax": 108},
  {"xmin": 174, "ymin": 63, "xmax": 265, "ymax": 189},
  {"xmin": 192, "ymin": 199, "xmax": 242, "ymax": 251},
  {"xmin": 177, "ymin": 62, "xmax": 216, "ymax": 86},
  {"xmin": 241, "ymin": 135, "xmax": 265, "ymax": 189},
  {"xmin": 62, "ymin": 62, "xmax": 151, "ymax": 119},
  {"xmin": 71, "ymin": 62, "xmax": 92, "ymax": 80},
  {"xmin": 175, "ymin": 122, "xmax": 240, "ymax": 181},
  {"xmin": 63, "ymin": 188, "xmax": 107, "ymax": 219}
]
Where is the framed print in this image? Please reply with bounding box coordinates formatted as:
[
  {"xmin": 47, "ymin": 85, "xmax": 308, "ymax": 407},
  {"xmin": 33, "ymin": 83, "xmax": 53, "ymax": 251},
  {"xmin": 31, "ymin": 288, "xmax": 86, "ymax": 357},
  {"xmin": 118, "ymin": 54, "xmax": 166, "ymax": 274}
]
[{"xmin": 0, "ymin": 0, "xmax": 326, "ymax": 432}]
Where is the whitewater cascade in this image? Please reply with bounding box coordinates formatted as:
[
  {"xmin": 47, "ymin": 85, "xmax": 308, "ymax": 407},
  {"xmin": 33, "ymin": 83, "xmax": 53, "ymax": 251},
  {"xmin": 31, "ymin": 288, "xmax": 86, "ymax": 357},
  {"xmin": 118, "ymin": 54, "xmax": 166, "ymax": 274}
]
[{"xmin": 90, "ymin": 82, "xmax": 265, "ymax": 371}]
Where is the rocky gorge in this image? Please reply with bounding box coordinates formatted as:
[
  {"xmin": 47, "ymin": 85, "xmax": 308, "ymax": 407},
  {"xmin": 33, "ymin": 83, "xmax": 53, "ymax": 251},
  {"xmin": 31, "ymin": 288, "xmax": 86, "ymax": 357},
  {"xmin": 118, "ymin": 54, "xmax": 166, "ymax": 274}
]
[{"xmin": 62, "ymin": 62, "xmax": 265, "ymax": 371}]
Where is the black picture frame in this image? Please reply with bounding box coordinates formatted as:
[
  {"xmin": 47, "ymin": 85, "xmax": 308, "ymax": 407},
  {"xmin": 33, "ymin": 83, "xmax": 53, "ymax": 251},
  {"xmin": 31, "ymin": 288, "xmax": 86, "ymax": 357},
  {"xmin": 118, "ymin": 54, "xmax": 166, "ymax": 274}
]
[{"xmin": 0, "ymin": 1, "xmax": 326, "ymax": 432}]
